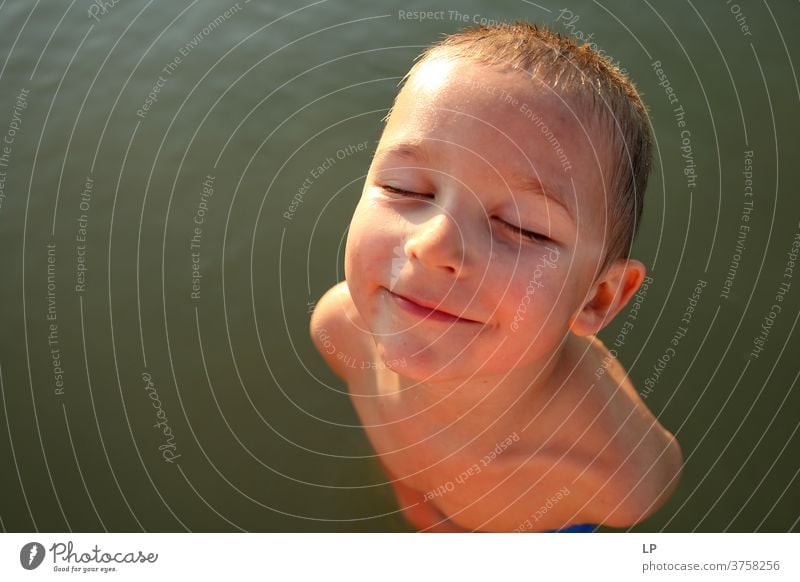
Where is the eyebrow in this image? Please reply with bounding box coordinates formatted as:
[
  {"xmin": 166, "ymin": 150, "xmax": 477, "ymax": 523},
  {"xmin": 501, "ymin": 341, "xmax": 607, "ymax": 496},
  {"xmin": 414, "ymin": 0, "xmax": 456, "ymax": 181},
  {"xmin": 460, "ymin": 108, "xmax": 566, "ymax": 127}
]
[
  {"xmin": 373, "ymin": 142, "xmax": 432, "ymax": 165},
  {"xmin": 507, "ymin": 175, "xmax": 575, "ymax": 224},
  {"xmin": 374, "ymin": 141, "xmax": 575, "ymax": 223}
]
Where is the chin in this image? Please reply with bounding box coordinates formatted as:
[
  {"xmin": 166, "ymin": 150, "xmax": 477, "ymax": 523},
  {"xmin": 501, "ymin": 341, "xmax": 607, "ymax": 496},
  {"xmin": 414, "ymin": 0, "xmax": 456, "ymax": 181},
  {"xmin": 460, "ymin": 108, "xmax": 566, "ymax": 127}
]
[
  {"xmin": 373, "ymin": 336, "xmax": 488, "ymax": 383},
  {"xmin": 386, "ymin": 361, "xmax": 472, "ymax": 384}
]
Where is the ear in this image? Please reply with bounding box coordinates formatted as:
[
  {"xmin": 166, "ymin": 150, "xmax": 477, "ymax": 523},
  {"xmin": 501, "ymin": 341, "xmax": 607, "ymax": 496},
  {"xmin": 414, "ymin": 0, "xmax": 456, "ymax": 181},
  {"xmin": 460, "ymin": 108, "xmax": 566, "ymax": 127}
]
[{"xmin": 569, "ymin": 259, "xmax": 647, "ymax": 337}]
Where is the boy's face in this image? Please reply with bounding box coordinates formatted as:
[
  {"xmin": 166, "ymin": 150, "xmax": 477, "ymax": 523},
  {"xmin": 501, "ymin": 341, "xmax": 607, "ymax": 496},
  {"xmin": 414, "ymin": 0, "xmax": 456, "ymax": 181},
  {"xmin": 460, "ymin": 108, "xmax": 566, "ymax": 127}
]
[{"xmin": 345, "ymin": 58, "xmax": 614, "ymax": 382}]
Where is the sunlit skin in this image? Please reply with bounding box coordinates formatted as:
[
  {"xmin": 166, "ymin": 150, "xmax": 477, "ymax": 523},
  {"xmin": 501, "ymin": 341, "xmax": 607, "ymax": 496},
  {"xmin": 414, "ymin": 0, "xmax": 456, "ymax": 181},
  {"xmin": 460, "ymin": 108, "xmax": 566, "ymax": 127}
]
[{"xmin": 312, "ymin": 58, "xmax": 682, "ymax": 532}]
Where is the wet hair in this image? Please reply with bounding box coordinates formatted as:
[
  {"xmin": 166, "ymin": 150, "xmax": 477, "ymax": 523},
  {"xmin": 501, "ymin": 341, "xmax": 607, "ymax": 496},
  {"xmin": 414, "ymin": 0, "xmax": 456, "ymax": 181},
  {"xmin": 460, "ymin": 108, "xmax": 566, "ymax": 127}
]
[{"xmin": 392, "ymin": 21, "xmax": 653, "ymax": 274}]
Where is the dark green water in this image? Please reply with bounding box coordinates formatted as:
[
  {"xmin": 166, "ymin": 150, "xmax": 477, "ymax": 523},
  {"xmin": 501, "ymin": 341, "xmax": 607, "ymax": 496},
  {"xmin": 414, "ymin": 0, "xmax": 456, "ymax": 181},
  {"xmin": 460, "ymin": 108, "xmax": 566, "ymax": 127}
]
[{"xmin": 0, "ymin": 0, "xmax": 798, "ymax": 532}]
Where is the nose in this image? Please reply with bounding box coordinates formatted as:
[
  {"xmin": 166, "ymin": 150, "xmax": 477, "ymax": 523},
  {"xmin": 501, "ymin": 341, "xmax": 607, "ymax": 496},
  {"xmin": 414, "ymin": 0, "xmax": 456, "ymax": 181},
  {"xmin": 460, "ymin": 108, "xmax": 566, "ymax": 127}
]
[{"xmin": 404, "ymin": 212, "xmax": 468, "ymax": 276}]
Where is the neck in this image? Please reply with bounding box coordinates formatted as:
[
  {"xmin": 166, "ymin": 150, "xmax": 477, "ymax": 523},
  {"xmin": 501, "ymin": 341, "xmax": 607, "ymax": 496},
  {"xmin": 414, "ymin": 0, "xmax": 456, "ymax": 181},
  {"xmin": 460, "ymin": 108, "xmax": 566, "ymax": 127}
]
[{"xmin": 382, "ymin": 334, "xmax": 577, "ymax": 425}]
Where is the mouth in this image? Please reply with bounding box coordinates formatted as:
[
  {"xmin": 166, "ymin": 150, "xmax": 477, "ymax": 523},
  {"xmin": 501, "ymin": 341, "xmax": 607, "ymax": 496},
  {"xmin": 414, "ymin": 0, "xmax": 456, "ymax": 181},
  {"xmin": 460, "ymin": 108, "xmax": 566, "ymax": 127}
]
[{"xmin": 384, "ymin": 288, "xmax": 482, "ymax": 324}]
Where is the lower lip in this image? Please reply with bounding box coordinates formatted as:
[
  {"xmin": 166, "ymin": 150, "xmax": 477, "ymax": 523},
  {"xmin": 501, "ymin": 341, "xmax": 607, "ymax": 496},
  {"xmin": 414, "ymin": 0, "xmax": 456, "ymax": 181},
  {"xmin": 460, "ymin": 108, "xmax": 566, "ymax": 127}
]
[{"xmin": 387, "ymin": 290, "xmax": 477, "ymax": 324}]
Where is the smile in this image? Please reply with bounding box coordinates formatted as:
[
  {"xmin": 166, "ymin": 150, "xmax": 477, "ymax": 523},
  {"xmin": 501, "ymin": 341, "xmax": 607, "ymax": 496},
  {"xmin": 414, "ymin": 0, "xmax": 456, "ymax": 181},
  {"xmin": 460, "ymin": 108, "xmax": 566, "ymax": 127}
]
[{"xmin": 385, "ymin": 288, "xmax": 482, "ymax": 324}]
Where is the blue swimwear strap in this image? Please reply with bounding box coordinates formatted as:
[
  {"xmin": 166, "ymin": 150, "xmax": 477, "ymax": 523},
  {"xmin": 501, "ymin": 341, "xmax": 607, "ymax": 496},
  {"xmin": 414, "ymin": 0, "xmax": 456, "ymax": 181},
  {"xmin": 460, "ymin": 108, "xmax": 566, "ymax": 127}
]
[{"xmin": 546, "ymin": 523, "xmax": 597, "ymax": 533}]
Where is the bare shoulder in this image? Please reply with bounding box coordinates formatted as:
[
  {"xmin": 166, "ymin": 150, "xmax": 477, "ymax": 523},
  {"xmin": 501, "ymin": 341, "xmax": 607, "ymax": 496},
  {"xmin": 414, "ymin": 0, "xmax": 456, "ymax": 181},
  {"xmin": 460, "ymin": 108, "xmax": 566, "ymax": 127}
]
[
  {"xmin": 576, "ymin": 334, "xmax": 685, "ymax": 527},
  {"xmin": 468, "ymin": 423, "xmax": 682, "ymax": 531},
  {"xmin": 424, "ymin": 336, "xmax": 683, "ymax": 532},
  {"xmin": 309, "ymin": 281, "xmax": 371, "ymax": 380},
  {"xmin": 429, "ymin": 442, "xmax": 658, "ymax": 532}
]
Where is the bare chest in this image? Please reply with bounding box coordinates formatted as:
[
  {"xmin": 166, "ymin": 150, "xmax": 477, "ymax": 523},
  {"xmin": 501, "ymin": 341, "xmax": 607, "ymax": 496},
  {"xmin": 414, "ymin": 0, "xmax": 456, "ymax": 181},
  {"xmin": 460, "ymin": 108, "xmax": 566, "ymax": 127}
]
[{"xmin": 345, "ymin": 360, "xmax": 534, "ymax": 501}]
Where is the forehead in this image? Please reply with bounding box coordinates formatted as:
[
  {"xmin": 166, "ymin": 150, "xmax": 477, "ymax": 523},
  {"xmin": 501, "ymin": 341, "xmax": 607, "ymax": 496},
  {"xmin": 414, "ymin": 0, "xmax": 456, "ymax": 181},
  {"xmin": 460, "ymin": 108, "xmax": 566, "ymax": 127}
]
[{"xmin": 382, "ymin": 59, "xmax": 614, "ymax": 223}]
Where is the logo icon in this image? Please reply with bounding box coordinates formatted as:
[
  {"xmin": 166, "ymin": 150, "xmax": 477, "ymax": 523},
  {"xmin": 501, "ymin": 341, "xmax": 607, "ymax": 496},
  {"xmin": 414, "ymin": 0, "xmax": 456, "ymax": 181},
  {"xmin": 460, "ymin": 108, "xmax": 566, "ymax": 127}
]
[
  {"xmin": 389, "ymin": 244, "xmax": 407, "ymax": 291},
  {"xmin": 20, "ymin": 542, "xmax": 45, "ymax": 570}
]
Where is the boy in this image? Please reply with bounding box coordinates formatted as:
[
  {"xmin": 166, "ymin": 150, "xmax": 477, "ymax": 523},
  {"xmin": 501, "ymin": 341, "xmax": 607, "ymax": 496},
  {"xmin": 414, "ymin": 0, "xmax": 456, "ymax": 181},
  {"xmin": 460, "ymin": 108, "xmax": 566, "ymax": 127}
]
[{"xmin": 311, "ymin": 22, "xmax": 682, "ymax": 532}]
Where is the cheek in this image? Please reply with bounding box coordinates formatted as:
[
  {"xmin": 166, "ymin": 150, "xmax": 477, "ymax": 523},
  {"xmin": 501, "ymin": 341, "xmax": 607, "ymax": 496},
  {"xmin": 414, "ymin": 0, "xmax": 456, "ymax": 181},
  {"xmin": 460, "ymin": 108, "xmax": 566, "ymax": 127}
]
[
  {"xmin": 494, "ymin": 269, "xmax": 579, "ymax": 354},
  {"xmin": 493, "ymin": 249, "xmax": 566, "ymax": 312},
  {"xmin": 345, "ymin": 207, "xmax": 396, "ymax": 289}
]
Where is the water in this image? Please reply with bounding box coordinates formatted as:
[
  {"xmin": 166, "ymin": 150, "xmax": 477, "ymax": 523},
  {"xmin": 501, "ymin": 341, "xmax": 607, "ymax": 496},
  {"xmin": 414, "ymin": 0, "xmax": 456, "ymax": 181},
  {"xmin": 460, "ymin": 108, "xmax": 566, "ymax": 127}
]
[{"xmin": 0, "ymin": 0, "xmax": 798, "ymax": 532}]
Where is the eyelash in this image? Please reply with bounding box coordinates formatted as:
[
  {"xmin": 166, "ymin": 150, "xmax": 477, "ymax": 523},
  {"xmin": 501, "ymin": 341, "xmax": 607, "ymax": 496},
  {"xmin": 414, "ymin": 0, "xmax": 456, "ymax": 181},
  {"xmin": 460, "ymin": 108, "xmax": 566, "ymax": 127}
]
[
  {"xmin": 499, "ymin": 220, "xmax": 552, "ymax": 244},
  {"xmin": 381, "ymin": 185, "xmax": 553, "ymax": 244},
  {"xmin": 381, "ymin": 185, "xmax": 432, "ymax": 199}
]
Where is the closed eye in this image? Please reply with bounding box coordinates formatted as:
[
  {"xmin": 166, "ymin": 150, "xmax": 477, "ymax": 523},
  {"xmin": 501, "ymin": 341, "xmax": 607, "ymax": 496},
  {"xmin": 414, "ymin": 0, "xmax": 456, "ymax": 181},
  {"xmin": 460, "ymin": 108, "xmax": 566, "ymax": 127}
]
[
  {"xmin": 381, "ymin": 185, "xmax": 434, "ymax": 199},
  {"xmin": 498, "ymin": 219, "xmax": 553, "ymax": 244}
]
